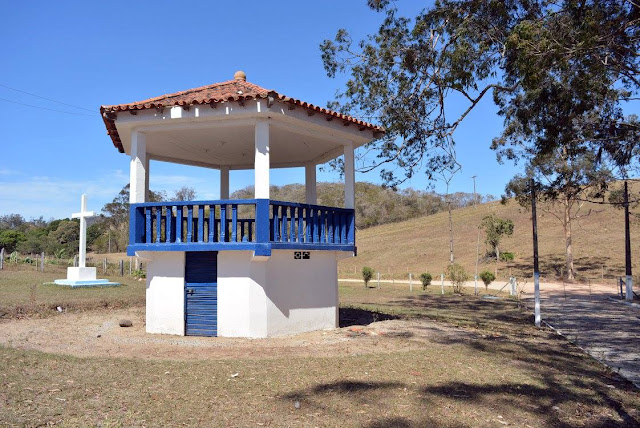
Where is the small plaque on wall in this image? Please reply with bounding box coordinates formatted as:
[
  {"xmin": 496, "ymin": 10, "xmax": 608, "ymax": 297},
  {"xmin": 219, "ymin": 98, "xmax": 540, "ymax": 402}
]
[{"xmin": 294, "ymin": 251, "xmax": 311, "ymax": 260}]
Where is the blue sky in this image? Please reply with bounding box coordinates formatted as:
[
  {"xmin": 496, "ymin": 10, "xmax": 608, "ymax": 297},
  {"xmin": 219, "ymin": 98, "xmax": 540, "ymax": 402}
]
[{"xmin": 1, "ymin": 1, "xmax": 519, "ymax": 220}]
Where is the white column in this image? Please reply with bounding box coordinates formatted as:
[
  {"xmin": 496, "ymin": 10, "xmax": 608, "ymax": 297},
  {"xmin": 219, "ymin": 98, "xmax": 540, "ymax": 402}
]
[
  {"xmin": 144, "ymin": 157, "xmax": 150, "ymax": 201},
  {"xmin": 130, "ymin": 131, "xmax": 147, "ymax": 203},
  {"xmin": 305, "ymin": 163, "xmax": 317, "ymax": 204},
  {"xmin": 220, "ymin": 166, "xmax": 230, "ymax": 199},
  {"xmin": 343, "ymin": 142, "xmax": 355, "ymax": 209},
  {"xmin": 254, "ymin": 121, "xmax": 270, "ymax": 199}
]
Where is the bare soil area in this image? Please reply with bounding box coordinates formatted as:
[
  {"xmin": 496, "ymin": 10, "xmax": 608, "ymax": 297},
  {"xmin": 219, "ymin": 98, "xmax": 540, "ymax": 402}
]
[{"xmin": 0, "ymin": 307, "xmax": 477, "ymax": 361}]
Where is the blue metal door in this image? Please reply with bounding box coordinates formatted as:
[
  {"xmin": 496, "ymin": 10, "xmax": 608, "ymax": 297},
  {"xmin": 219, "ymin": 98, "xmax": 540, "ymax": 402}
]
[{"xmin": 185, "ymin": 251, "xmax": 217, "ymax": 336}]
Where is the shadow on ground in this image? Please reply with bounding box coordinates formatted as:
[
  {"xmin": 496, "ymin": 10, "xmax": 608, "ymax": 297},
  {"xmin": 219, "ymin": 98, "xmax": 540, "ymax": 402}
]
[{"xmin": 338, "ymin": 307, "xmax": 398, "ymax": 327}]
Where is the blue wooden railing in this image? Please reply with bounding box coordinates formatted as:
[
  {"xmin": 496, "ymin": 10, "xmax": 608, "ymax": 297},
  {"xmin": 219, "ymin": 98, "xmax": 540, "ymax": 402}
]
[{"xmin": 128, "ymin": 199, "xmax": 355, "ymax": 256}]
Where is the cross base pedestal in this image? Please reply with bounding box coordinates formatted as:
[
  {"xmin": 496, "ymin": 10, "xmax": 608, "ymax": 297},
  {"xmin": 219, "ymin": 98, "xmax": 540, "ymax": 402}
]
[
  {"xmin": 53, "ymin": 267, "xmax": 120, "ymax": 287},
  {"xmin": 67, "ymin": 267, "xmax": 97, "ymax": 281}
]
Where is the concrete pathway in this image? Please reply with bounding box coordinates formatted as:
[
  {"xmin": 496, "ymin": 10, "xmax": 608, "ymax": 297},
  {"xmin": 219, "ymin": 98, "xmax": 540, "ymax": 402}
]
[{"xmin": 528, "ymin": 291, "xmax": 640, "ymax": 388}]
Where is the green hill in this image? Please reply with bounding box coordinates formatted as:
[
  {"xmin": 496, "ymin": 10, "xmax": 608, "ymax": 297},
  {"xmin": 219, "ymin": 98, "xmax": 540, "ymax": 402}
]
[{"xmin": 339, "ymin": 185, "xmax": 640, "ymax": 284}]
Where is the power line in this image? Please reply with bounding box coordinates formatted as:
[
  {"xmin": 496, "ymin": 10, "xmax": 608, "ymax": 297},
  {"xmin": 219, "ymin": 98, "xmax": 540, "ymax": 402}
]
[
  {"xmin": 0, "ymin": 83, "xmax": 95, "ymax": 113},
  {"xmin": 0, "ymin": 97, "xmax": 96, "ymax": 117}
]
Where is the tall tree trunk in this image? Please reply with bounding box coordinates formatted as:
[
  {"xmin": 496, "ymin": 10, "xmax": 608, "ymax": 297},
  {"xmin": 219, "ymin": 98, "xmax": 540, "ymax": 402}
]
[
  {"xmin": 448, "ymin": 201, "xmax": 454, "ymax": 264},
  {"xmin": 563, "ymin": 196, "xmax": 575, "ymax": 280}
]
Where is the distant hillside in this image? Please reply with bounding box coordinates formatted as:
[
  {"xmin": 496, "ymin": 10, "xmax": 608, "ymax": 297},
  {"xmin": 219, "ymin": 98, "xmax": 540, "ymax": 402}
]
[
  {"xmin": 231, "ymin": 182, "xmax": 493, "ymax": 229},
  {"xmin": 338, "ymin": 183, "xmax": 640, "ymax": 283}
]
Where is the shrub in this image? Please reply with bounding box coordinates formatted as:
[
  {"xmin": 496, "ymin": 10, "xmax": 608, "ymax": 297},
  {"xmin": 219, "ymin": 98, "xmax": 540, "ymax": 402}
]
[
  {"xmin": 362, "ymin": 266, "xmax": 374, "ymax": 287},
  {"xmin": 500, "ymin": 252, "xmax": 515, "ymax": 262},
  {"xmin": 132, "ymin": 269, "xmax": 146, "ymax": 279},
  {"xmin": 479, "ymin": 270, "xmax": 496, "ymax": 291},
  {"xmin": 446, "ymin": 263, "xmax": 468, "ymax": 294},
  {"xmin": 419, "ymin": 273, "xmax": 432, "ymax": 290}
]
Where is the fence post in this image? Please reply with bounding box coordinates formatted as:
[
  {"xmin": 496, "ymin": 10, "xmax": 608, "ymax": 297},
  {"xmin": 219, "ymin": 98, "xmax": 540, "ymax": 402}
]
[
  {"xmin": 41, "ymin": 252, "xmax": 45, "ymax": 272},
  {"xmin": 35, "ymin": 254, "xmax": 38, "ymax": 271},
  {"xmin": 119, "ymin": 259, "xmax": 124, "ymax": 276},
  {"xmin": 73, "ymin": 254, "xmax": 78, "ymax": 268},
  {"xmin": 103, "ymin": 258, "xmax": 107, "ymax": 274},
  {"xmin": 0, "ymin": 247, "xmax": 4, "ymax": 270},
  {"xmin": 441, "ymin": 273, "xmax": 444, "ymax": 295},
  {"xmin": 129, "ymin": 257, "xmax": 132, "ymax": 275},
  {"xmin": 377, "ymin": 272, "xmax": 380, "ymax": 289},
  {"xmin": 510, "ymin": 276, "xmax": 516, "ymax": 296},
  {"xmin": 409, "ymin": 273, "xmax": 413, "ymax": 292}
]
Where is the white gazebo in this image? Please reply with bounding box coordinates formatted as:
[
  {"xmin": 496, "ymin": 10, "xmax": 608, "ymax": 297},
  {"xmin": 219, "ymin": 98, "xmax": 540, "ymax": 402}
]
[{"xmin": 100, "ymin": 71, "xmax": 383, "ymax": 337}]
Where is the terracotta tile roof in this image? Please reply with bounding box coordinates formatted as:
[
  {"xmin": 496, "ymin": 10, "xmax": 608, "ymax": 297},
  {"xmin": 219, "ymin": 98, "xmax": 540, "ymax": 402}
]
[{"xmin": 100, "ymin": 76, "xmax": 384, "ymax": 153}]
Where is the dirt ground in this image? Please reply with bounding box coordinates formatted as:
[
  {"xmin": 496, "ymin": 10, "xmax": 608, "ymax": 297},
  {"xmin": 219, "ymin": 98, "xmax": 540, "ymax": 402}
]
[{"xmin": 0, "ymin": 307, "xmax": 478, "ymax": 361}]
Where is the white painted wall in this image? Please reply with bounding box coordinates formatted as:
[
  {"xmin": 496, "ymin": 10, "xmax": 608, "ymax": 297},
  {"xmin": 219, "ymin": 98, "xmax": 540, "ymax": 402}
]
[
  {"xmin": 264, "ymin": 251, "xmax": 338, "ymax": 336},
  {"xmin": 217, "ymin": 250, "xmax": 338, "ymax": 338},
  {"xmin": 217, "ymin": 251, "xmax": 267, "ymax": 338},
  {"xmin": 143, "ymin": 249, "xmax": 340, "ymax": 338},
  {"xmin": 145, "ymin": 251, "xmax": 185, "ymax": 335}
]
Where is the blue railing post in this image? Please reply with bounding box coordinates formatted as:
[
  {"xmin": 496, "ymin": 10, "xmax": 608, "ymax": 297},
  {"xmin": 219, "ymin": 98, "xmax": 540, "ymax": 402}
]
[
  {"xmin": 129, "ymin": 205, "xmax": 145, "ymax": 246},
  {"xmin": 165, "ymin": 207, "xmax": 172, "ymax": 243},
  {"xmin": 186, "ymin": 206, "xmax": 193, "ymax": 243},
  {"xmin": 347, "ymin": 210, "xmax": 355, "ymax": 244},
  {"xmin": 231, "ymin": 204, "xmax": 238, "ymax": 242},
  {"xmin": 155, "ymin": 208, "xmax": 162, "ymax": 243},
  {"xmin": 198, "ymin": 205, "xmax": 204, "ymax": 242},
  {"xmin": 297, "ymin": 207, "xmax": 303, "ymax": 243},
  {"xmin": 220, "ymin": 205, "xmax": 227, "ymax": 242},
  {"xmin": 208, "ymin": 205, "xmax": 215, "ymax": 243},
  {"xmin": 256, "ymin": 199, "xmax": 270, "ymax": 244},
  {"xmin": 145, "ymin": 208, "xmax": 152, "ymax": 243},
  {"xmin": 176, "ymin": 206, "xmax": 182, "ymax": 243}
]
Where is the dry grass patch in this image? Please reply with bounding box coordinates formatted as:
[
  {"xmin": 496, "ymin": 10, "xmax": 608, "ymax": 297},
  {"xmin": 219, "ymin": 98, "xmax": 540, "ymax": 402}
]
[
  {"xmin": 1, "ymin": 283, "xmax": 639, "ymax": 426},
  {"xmin": 0, "ymin": 264, "xmax": 145, "ymax": 319}
]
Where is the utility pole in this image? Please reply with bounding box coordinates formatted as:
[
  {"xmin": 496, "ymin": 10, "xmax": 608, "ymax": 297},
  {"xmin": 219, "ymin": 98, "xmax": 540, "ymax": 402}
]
[
  {"xmin": 472, "ymin": 175, "xmax": 480, "ymax": 296},
  {"xmin": 531, "ymin": 178, "xmax": 541, "ymax": 327},
  {"xmin": 624, "ymin": 181, "xmax": 633, "ymax": 301}
]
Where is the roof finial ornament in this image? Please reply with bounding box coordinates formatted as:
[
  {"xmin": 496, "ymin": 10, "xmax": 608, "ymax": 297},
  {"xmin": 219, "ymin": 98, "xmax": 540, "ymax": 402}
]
[{"xmin": 234, "ymin": 70, "xmax": 246, "ymax": 81}]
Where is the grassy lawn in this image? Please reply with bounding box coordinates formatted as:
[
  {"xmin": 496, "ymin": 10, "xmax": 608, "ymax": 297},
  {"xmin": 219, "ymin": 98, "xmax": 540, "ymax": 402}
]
[
  {"xmin": 1, "ymin": 271, "xmax": 639, "ymax": 426},
  {"xmin": 0, "ymin": 263, "xmax": 145, "ymax": 318}
]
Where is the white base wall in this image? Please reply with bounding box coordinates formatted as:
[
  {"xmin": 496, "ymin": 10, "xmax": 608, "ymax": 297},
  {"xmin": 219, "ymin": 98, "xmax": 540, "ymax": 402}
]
[
  {"xmin": 218, "ymin": 250, "xmax": 339, "ymax": 338},
  {"xmin": 144, "ymin": 251, "xmax": 185, "ymax": 335},
  {"xmin": 140, "ymin": 249, "xmax": 342, "ymax": 338}
]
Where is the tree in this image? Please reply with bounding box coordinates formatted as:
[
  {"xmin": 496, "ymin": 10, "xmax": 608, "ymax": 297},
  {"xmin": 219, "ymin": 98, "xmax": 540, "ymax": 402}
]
[
  {"xmin": 46, "ymin": 220, "xmax": 79, "ymax": 255},
  {"xmin": 323, "ymin": 0, "xmax": 638, "ymax": 281},
  {"xmin": 321, "ymin": 1, "xmax": 639, "ymax": 188},
  {"xmin": 480, "ymin": 214, "xmax": 514, "ymax": 262},
  {"xmin": 0, "ymin": 230, "xmax": 25, "ymax": 253},
  {"xmin": 447, "ymin": 263, "xmax": 468, "ymax": 294},
  {"xmin": 362, "ymin": 266, "xmax": 374, "ymax": 287},
  {"xmin": 0, "ymin": 214, "xmax": 26, "ymax": 231},
  {"xmin": 479, "ymin": 270, "xmax": 496, "ymax": 291},
  {"xmin": 172, "ymin": 186, "xmax": 197, "ymax": 202},
  {"xmin": 420, "ymin": 272, "xmax": 432, "ymax": 290},
  {"xmin": 504, "ymin": 155, "xmax": 612, "ymax": 280}
]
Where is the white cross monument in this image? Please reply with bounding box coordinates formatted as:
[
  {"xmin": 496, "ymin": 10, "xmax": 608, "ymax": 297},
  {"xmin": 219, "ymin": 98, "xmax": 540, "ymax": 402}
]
[{"xmin": 54, "ymin": 194, "xmax": 119, "ymax": 287}]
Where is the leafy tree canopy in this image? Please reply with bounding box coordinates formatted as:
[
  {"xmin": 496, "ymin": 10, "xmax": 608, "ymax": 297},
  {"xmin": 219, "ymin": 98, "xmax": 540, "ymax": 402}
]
[{"xmin": 321, "ymin": 0, "xmax": 640, "ymax": 187}]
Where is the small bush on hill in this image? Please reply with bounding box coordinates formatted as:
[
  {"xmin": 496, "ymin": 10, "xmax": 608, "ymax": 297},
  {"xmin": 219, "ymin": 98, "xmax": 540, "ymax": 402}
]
[
  {"xmin": 500, "ymin": 252, "xmax": 515, "ymax": 262},
  {"xmin": 479, "ymin": 270, "xmax": 496, "ymax": 291},
  {"xmin": 419, "ymin": 273, "xmax": 432, "ymax": 290},
  {"xmin": 447, "ymin": 263, "xmax": 468, "ymax": 294},
  {"xmin": 362, "ymin": 266, "xmax": 374, "ymax": 287}
]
